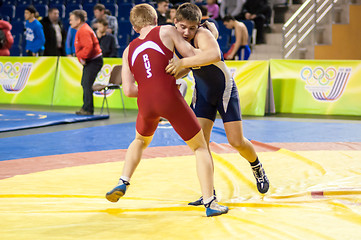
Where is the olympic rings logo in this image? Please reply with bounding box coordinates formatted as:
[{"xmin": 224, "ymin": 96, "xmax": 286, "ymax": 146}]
[
  {"xmin": 300, "ymin": 66, "xmax": 337, "ymax": 86},
  {"xmin": 0, "ymin": 62, "xmax": 22, "ymax": 79},
  {"xmin": 96, "ymin": 64, "xmax": 112, "ymax": 83}
]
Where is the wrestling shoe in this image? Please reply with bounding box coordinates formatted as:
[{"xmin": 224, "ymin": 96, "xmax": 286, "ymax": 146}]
[
  {"xmin": 106, "ymin": 179, "xmax": 130, "ymax": 202},
  {"xmin": 188, "ymin": 196, "xmax": 203, "ymax": 206},
  {"xmin": 252, "ymin": 163, "xmax": 269, "ymax": 194},
  {"xmin": 204, "ymin": 197, "xmax": 229, "ymax": 217},
  {"xmin": 188, "ymin": 189, "xmax": 217, "ymax": 206}
]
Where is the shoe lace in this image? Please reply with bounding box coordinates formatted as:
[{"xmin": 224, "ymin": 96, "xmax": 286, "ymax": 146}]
[
  {"xmin": 252, "ymin": 165, "xmax": 265, "ymax": 183},
  {"xmin": 204, "ymin": 196, "xmax": 216, "ymax": 208},
  {"xmin": 118, "ymin": 178, "xmax": 130, "ymax": 186}
]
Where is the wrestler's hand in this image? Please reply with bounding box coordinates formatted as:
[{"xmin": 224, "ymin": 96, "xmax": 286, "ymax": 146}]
[
  {"xmin": 225, "ymin": 54, "xmax": 234, "ymax": 60},
  {"xmin": 201, "ymin": 20, "xmax": 218, "ymax": 39},
  {"xmin": 165, "ymin": 58, "xmax": 183, "ymax": 76}
]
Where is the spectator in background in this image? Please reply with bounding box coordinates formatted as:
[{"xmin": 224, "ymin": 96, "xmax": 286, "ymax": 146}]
[
  {"xmin": 24, "ymin": 5, "xmax": 45, "ymax": 56},
  {"xmin": 222, "ymin": 15, "xmax": 250, "ymax": 60},
  {"xmin": 96, "ymin": 18, "xmax": 117, "ymax": 57},
  {"xmin": 206, "ymin": 0, "xmax": 219, "ymax": 20},
  {"xmin": 220, "ymin": 0, "xmax": 244, "ymax": 19},
  {"xmin": 70, "ymin": 10, "xmax": 103, "ymax": 116},
  {"xmin": 91, "ymin": 4, "xmax": 118, "ymax": 48},
  {"xmin": 0, "ymin": 19, "xmax": 14, "ymax": 56},
  {"xmin": 239, "ymin": 0, "xmax": 271, "ymax": 44},
  {"xmin": 199, "ymin": 5, "xmax": 219, "ymax": 30},
  {"xmin": 65, "ymin": 26, "xmax": 77, "ymax": 56},
  {"xmin": 41, "ymin": 8, "xmax": 66, "ymax": 56},
  {"xmin": 156, "ymin": 0, "xmax": 170, "ymax": 25},
  {"xmin": 166, "ymin": 4, "xmax": 178, "ymax": 25}
]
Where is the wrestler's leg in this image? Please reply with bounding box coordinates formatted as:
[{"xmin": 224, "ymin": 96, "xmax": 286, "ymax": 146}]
[
  {"xmin": 121, "ymin": 131, "xmax": 153, "ymax": 179},
  {"xmin": 106, "ymin": 131, "xmax": 153, "ymax": 203},
  {"xmin": 224, "ymin": 120, "xmax": 257, "ymax": 163},
  {"xmin": 185, "ymin": 129, "xmax": 214, "ymax": 200}
]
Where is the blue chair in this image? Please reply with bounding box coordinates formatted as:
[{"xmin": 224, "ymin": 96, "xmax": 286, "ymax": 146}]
[
  {"xmin": 100, "ymin": 0, "xmax": 117, "ymax": 3},
  {"xmin": 1, "ymin": 15, "xmax": 11, "ymax": 22},
  {"xmin": 65, "ymin": 3, "xmax": 82, "ymax": 19},
  {"xmin": 116, "ymin": 0, "xmax": 133, "ymax": 3},
  {"xmin": 48, "ymin": 3, "xmax": 66, "ymax": 18},
  {"xmin": 117, "ymin": 34, "xmax": 129, "ymax": 46},
  {"xmin": 216, "ymin": 20, "xmax": 231, "ymax": 51},
  {"xmin": 34, "ymin": 4, "xmax": 48, "ymax": 17},
  {"xmin": 32, "ymin": 0, "xmax": 49, "ymax": 4},
  {"xmin": 130, "ymin": 31, "xmax": 139, "ymax": 41},
  {"xmin": 14, "ymin": 5, "xmax": 28, "ymax": 21},
  {"xmin": 11, "ymin": 20, "xmax": 26, "ymax": 35},
  {"xmin": 118, "ymin": 2, "xmax": 133, "ymax": 21},
  {"xmin": 62, "ymin": 19, "xmax": 70, "ymax": 31},
  {"xmin": 240, "ymin": 20, "xmax": 256, "ymax": 45},
  {"xmin": 66, "ymin": 0, "xmax": 82, "ymax": 4},
  {"xmin": 118, "ymin": 19, "xmax": 132, "ymax": 33},
  {"xmin": 134, "ymin": 0, "xmax": 150, "ymax": 4},
  {"xmin": 0, "ymin": 5, "xmax": 16, "ymax": 19},
  {"xmin": 82, "ymin": 3, "xmax": 96, "ymax": 21},
  {"xmin": 17, "ymin": 0, "xmax": 33, "ymax": 5},
  {"xmin": 10, "ymin": 33, "xmax": 24, "ymax": 56},
  {"xmin": 10, "ymin": 45, "xmax": 22, "ymax": 56},
  {"xmin": 82, "ymin": 0, "xmax": 99, "ymax": 3},
  {"xmin": 117, "ymin": 45, "xmax": 126, "ymax": 57},
  {"xmin": 47, "ymin": 0, "xmax": 65, "ymax": 4},
  {"xmin": 103, "ymin": 3, "xmax": 118, "ymax": 17},
  {"xmin": 3, "ymin": 0, "xmax": 17, "ymax": 6}
]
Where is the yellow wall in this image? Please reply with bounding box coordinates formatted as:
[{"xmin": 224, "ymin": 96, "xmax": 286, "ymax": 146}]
[{"xmin": 314, "ymin": 5, "xmax": 361, "ymax": 60}]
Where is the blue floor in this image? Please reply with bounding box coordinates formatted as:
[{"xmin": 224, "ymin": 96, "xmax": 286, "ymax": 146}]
[
  {"xmin": 1, "ymin": 119, "xmax": 360, "ymax": 161},
  {"xmin": 0, "ymin": 110, "xmax": 109, "ymax": 132}
]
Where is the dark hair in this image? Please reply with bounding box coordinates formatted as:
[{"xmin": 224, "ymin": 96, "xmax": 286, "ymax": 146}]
[
  {"xmin": 48, "ymin": 8, "xmax": 59, "ymax": 14},
  {"xmin": 104, "ymin": 9, "xmax": 112, "ymax": 16},
  {"xmin": 70, "ymin": 9, "xmax": 86, "ymax": 22},
  {"xmin": 94, "ymin": 3, "xmax": 105, "ymax": 11},
  {"xmin": 170, "ymin": 3, "xmax": 179, "ymax": 10},
  {"xmin": 175, "ymin": 3, "xmax": 201, "ymax": 23},
  {"xmin": 97, "ymin": 17, "xmax": 109, "ymax": 27},
  {"xmin": 199, "ymin": 5, "xmax": 208, "ymax": 17},
  {"xmin": 222, "ymin": 15, "xmax": 235, "ymax": 22},
  {"xmin": 25, "ymin": 5, "xmax": 37, "ymax": 14}
]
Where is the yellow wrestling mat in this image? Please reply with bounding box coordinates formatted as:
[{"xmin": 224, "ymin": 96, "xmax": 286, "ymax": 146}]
[{"xmin": 1, "ymin": 150, "xmax": 361, "ymax": 239}]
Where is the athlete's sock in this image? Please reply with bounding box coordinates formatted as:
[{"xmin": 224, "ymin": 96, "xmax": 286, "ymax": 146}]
[
  {"xmin": 203, "ymin": 195, "xmax": 215, "ymax": 205},
  {"xmin": 250, "ymin": 157, "xmax": 260, "ymax": 167},
  {"xmin": 119, "ymin": 176, "xmax": 130, "ymax": 185}
]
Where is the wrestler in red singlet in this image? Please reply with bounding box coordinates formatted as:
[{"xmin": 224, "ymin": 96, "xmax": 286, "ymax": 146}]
[{"xmin": 127, "ymin": 26, "xmax": 200, "ymax": 141}]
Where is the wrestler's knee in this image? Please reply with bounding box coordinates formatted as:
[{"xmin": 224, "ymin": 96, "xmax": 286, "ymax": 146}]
[{"xmin": 229, "ymin": 137, "xmax": 249, "ymax": 151}]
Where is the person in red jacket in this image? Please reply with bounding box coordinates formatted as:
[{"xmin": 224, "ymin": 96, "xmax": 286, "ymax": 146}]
[
  {"xmin": 69, "ymin": 10, "xmax": 103, "ymax": 115},
  {"xmin": 0, "ymin": 20, "xmax": 14, "ymax": 56}
]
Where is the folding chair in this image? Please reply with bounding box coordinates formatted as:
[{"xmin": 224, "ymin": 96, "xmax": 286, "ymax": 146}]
[{"xmin": 92, "ymin": 65, "xmax": 126, "ymax": 116}]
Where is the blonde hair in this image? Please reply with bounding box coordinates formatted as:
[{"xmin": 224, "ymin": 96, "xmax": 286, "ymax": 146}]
[{"xmin": 130, "ymin": 4, "xmax": 157, "ymax": 31}]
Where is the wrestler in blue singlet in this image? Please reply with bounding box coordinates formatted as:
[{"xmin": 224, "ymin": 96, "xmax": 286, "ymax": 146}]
[{"xmin": 175, "ymin": 40, "xmax": 242, "ymax": 123}]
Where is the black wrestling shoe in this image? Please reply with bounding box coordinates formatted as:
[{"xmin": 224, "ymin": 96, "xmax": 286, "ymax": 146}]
[{"xmin": 252, "ymin": 163, "xmax": 269, "ymax": 194}]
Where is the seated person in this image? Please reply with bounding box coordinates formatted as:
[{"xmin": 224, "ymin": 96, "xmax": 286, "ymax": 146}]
[
  {"xmin": 222, "ymin": 15, "xmax": 250, "ymax": 60},
  {"xmin": 206, "ymin": 0, "xmax": 219, "ymax": 20},
  {"xmin": 239, "ymin": 0, "xmax": 271, "ymax": 44}
]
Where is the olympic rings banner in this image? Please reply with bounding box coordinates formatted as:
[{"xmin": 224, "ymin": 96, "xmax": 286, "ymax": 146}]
[
  {"xmin": 0, "ymin": 57, "xmax": 57, "ymax": 105},
  {"xmin": 52, "ymin": 57, "xmax": 138, "ymax": 109},
  {"xmin": 270, "ymin": 60, "xmax": 361, "ymax": 115}
]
